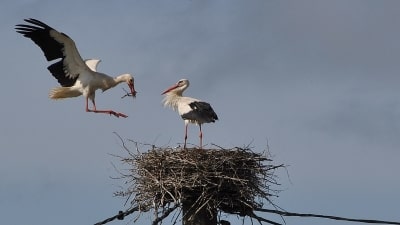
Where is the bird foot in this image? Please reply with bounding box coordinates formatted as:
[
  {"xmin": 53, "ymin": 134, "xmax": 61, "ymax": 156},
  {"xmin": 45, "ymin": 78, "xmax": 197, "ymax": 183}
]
[
  {"xmin": 108, "ymin": 111, "xmax": 128, "ymax": 118},
  {"xmin": 88, "ymin": 109, "xmax": 128, "ymax": 118}
]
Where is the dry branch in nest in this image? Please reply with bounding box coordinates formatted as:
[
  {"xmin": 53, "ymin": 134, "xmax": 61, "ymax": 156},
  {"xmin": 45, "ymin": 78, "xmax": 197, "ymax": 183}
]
[{"xmin": 113, "ymin": 144, "xmax": 284, "ymax": 224}]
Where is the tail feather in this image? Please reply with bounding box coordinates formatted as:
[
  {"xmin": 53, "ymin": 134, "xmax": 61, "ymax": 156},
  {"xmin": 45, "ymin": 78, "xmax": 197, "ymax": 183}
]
[{"xmin": 49, "ymin": 87, "xmax": 81, "ymax": 99}]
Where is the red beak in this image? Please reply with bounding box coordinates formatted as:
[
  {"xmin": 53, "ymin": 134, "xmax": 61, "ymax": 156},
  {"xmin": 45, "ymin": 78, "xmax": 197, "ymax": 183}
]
[
  {"xmin": 128, "ymin": 82, "xmax": 137, "ymax": 97},
  {"xmin": 161, "ymin": 84, "xmax": 179, "ymax": 95}
]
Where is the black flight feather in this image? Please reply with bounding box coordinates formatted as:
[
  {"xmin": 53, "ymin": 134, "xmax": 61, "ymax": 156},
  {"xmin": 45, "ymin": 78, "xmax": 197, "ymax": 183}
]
[
  {"xmin": 47, "ymin": 60, "xmax": 77, "ymax": 87},
  {"xmin": 15, "ymin": 18, "xmax": 65, "ymax": 61},
  {"xmin": 15, "ymin": 18, "xmax": 78, "ymax": 87},
  {"xmin": 182, "ymin": 101, "xmax": 218, "ymax": 123}
]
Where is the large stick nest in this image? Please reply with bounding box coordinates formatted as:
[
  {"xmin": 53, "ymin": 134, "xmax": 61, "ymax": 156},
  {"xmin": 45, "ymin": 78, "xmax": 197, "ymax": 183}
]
[{"xmin": 114, "ymin": 145, "xmax": 283, "ymax": 221}]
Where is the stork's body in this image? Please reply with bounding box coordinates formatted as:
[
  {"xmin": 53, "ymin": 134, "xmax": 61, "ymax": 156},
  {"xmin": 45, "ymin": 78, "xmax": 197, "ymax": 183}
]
[
  {"xmin": 15, "ymin": 18, "xmax": 136, "ymax": 118},
  {"xmin": 162, "ymin": 79, "xmax": 218, "ymax": 149}
]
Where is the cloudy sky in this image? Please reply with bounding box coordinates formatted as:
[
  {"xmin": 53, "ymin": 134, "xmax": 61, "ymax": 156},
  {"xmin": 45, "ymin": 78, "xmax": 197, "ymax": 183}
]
[{"xmin": 1, "ymin": 1, "xmax": 400, "ymax": 225}]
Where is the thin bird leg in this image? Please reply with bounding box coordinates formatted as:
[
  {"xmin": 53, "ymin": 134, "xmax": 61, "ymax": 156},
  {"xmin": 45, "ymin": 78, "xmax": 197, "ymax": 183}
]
[
  {"xmin": 199, "ymin": 124, "xmax": 203, "ymax": 149},
  {"xmin": 85, "ymin": 97, "xmax": 128, "ymax": 118},
  {"xmin": 184, "ymin": 123, "xmax": 188, "ymax": 149}
]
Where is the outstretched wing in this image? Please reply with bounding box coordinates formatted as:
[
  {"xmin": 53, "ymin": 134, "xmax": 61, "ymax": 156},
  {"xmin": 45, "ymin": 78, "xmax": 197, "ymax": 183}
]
[{"xmin": 15, "ymin": 18, "xmax": 88, "ymax": 87}]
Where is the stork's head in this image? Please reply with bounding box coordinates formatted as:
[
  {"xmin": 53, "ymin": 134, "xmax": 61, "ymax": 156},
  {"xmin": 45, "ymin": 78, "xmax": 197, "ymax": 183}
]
[
  {"xmin": 120, "ymin": 74, "xmax": 137, "ymax": 97},
  {"xmin": 162, "ymin": 79, "xmax": 189, "ymax": 95}
]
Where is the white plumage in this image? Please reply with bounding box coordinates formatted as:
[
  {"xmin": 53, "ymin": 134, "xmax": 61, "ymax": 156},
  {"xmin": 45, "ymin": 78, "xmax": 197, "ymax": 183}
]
[
  {"xmin": 15, "ymin": 18, "xmax": 136, "ymax": 118},
  {"xmin": 162, "ymin": 79, "xmax": 218, "ymax": 149}
]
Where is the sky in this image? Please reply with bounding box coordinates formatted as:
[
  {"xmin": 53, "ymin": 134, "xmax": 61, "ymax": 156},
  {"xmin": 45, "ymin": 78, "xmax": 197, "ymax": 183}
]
[{"xmin": 1, "ymin": 1, "xmax": 400, "ymax": 225}]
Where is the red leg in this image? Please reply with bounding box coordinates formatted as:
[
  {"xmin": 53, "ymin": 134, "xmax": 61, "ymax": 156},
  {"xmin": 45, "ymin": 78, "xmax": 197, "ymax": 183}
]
[
  {"xmin": 199, "ymin": 124, "xmax": 203, "ymax": 149},
  {"xmin": 184, "ymin": 123, "xmax": 188, "ymax": 149},
  {"xmin": 85, "ymin": 97, "xmax": 90, "ymax": 112},
  {"xmin": 85, "ymin": 97, "xmax": 128, "ymax": 118}
]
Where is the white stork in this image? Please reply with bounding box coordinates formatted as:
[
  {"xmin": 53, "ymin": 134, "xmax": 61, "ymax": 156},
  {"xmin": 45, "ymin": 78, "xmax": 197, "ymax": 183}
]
[
  {"xmin": 162, "ymin": 79, "xmax": 218, "ymax": 149},
  {"xmin": 15, "ymin": 18, "xmax": 136, "ymax": 118}
]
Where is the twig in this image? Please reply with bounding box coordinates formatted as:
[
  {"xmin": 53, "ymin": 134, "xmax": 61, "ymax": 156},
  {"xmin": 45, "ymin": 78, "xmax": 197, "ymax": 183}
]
[
  {"xmin": 211, "ymin": 143, "xmax": 227, "ymax": 150},
  {"xmin": 152, "ymin": 204, "xmax": 179, "ymax": 225},
  {"xmin": 121, "ymin": 87, "xmax": 136, "ymax": 99}
]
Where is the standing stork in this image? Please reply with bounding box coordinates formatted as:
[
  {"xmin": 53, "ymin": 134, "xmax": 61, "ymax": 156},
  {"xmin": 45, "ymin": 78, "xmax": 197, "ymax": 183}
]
[
  {"xmin": 15, "ymin": 18, "xmax": 136, "ymax": 118},
  {"xmin": 162, "ymin": 79, "xmax": 218, "ymax": 149}
]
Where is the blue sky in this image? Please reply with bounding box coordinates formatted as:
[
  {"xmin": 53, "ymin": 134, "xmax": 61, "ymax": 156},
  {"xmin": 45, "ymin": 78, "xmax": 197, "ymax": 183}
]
[{"xmin": 1, "ymin": 1, "xmax": 400, "ymax": 225}]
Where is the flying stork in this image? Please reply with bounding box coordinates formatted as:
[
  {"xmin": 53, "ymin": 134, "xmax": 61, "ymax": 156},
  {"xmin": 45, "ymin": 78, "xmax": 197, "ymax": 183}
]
[
  {"xmin": 15, "ymin": 18, "xmax": 136, "ymax": 118},
  {"xmin": 162, "ymin": 79, "xmax": 218, "ymax": 149}
]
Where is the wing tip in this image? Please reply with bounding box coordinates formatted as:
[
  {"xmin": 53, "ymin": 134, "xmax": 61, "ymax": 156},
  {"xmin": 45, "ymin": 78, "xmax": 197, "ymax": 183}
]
[{"xmin": 15, "ymin": 18, "xmax": 51, "ymax": 32}]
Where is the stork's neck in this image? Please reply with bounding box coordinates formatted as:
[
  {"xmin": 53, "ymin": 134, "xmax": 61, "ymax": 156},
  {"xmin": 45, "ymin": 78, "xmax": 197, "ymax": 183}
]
[
  {"xmin": 113, "ymin": 75, "xmax": 128, "ymax": 85},
  {"xmin": 162, "ymin": 92, "xmax": 182, "ymax": 111},
  {"xmin": 99, "ymin": 73, "xmax": 127, "ymax": 91}
]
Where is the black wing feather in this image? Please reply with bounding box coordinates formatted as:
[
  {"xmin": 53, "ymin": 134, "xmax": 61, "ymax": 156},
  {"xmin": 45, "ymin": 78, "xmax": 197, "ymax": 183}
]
[
  {"xmin": 15, "ymin": 18, "xmax": 65, "ymax": 61},
  {"xmin": 15, "ymin": 18, "xmax": 78, "ymax": 87},
  {"xmin": 47, "ymin": 60, "xmax": 77, "ymax": 87},
  {"xmin": 182, "ymin": 101, "xmax": 219, "ymax": 123}
]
